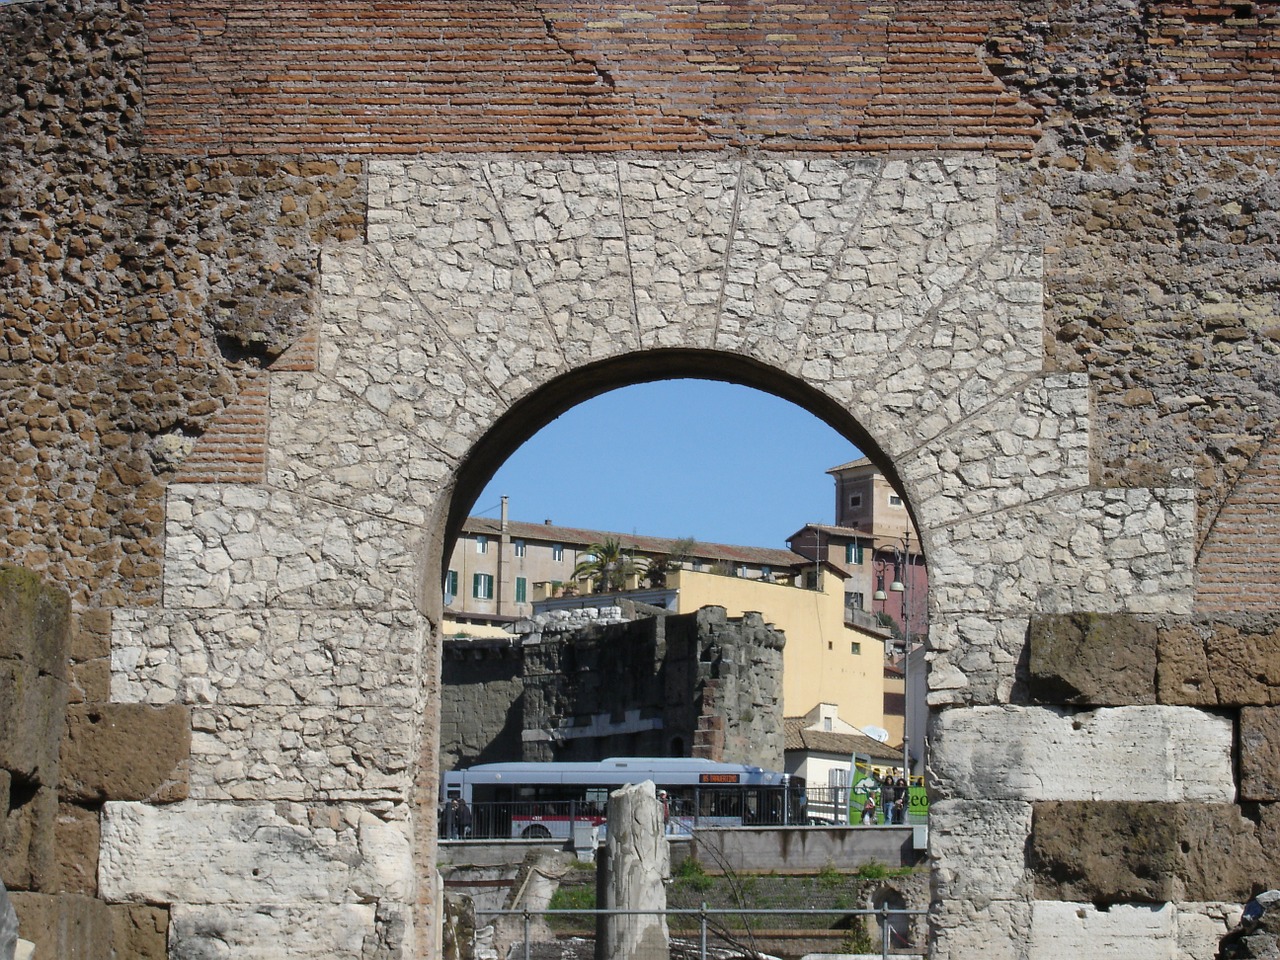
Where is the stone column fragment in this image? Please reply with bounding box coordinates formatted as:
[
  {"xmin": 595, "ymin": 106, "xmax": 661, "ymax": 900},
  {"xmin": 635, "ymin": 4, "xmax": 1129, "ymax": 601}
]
[{"xmin": 602, "ymin": 781, "xmax": 669, "ymax": 960}]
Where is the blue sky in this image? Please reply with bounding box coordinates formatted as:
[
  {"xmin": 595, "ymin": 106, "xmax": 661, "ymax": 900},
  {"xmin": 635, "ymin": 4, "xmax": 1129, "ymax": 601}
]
[{"xmin": 472, "ymin": 379, "xmax": 862, "ymax": 549}]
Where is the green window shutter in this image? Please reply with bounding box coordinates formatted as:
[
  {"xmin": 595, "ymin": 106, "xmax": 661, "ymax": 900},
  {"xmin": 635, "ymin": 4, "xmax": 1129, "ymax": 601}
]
[
  {"xmin": 854, "ymin": 542, "xmax": 864, "ymax": 565},
  {"xmin": 515, "ymin": 577, "xmax": 527, "ymax": 603}
]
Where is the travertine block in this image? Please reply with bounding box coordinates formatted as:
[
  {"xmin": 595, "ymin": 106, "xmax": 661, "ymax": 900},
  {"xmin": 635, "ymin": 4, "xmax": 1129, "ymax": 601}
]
[
  {"xmin": 930, "ymin": 705, "xmax": 1233, "ymax": 802},
  {"xmin": 60, "ymin": 703, "xmax": 190, "ymax": 803},
  {"xmin": 928, "ymin": 484, "xmax": 1195, "ymax": 622},
  {"xmin": 1029, "ymin": 901, "xmax": 1176, "ymax": 959},
  {"xmin": 187, "ymin": 703, "xmax": 419, "ymax": 802},
  {"xmin": 929, "ymin": 799, "xmax": 1032, "ymax": 903},
  {"xmin": 99, "ymin": 801, "xmax": 412, "ymax": 907},
  {"xmin": 170, "ymin": 903, "xmax": 376, "ymax": 959},
  {"xmin": 929, "ymin": 899, "xmax": 1030, "ymax": 960}
]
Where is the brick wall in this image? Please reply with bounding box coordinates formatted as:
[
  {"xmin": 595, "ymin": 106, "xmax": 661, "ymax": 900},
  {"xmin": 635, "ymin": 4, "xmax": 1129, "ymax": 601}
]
[{"xmin": 143, "ymin": 1, "xmax": 1040, "ymax": 154}]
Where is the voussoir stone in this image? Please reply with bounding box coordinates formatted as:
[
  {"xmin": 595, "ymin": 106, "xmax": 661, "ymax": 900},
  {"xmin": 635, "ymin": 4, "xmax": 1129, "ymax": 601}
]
[{"xmin": 1029, "ymin": 612, "xmax": 1159, "ymax": 705}]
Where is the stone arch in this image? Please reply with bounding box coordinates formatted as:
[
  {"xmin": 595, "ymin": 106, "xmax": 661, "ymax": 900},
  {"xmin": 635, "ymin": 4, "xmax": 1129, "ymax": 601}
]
[
  {"xmin": 99, "ymin": 153, "xmax": 1201, "ymax": 958},
  {"xmin": 435, "ymin": 346, "xmax": 910, "ymax": 581}
]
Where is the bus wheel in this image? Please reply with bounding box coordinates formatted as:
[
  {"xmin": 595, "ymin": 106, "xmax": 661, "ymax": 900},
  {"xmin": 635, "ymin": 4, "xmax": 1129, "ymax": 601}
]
[{"xmin": 521, "ymin": 824, "xmax": 552, "ymax": 839}]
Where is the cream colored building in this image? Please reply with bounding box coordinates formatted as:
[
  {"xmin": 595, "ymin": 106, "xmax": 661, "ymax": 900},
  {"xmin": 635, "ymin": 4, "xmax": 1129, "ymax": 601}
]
[
  {"xmin": 444, "ymin": 498, "xmax": 805, "ymax": 627},
  {"xmin": 536, "ymin": 563, "xmax": 889, "ymax": 735}
]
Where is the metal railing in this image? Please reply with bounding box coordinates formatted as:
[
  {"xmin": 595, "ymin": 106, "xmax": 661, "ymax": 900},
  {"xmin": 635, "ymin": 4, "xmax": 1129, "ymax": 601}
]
[{"xmin": 487, "ymin": 905, "xmax": 928, "ymax": 960}]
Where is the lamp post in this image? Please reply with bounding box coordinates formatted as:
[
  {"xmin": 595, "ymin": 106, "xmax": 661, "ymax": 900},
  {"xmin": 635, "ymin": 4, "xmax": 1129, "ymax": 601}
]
[{"xmin": 874, "ymin": 529, "xmax": 914, "ymax": 780}]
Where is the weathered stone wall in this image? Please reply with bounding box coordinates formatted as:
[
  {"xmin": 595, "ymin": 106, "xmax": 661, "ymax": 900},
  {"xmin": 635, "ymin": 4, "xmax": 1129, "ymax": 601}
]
[
  {"xmin": 2, "ymin": 2, "xmax": 1278, "ymax": 958},
  {"xmin": 0, "ymin": 566, "xmax": 173, "ymax": 960},
  {"xmin": 441, "ymin": 606, "xmax": 785, "ymax": 770}
]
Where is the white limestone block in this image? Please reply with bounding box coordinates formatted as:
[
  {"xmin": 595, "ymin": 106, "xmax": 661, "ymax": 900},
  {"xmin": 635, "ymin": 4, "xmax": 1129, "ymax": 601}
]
[
  {"xmin": 99, "ymin": 801, "xmax": 413, "ymax": 906},
  {"xmin": 170, "ymin": 903, "xmax": 376, "ymax": 959},
  {"xmin": 1174, "ymin": 903, "xmax": 1243, "ymax": 960},
  {"xmin": 929, "ymin": 800, "xmax": 1032, "ymax": 903},
  {"xmin": 1029, "ymin": 902, "xmax": 1177, "ymax": 960},
  {"xmin": 931, "ymin": 706, "xmax": 1234, "ymax": 802},
  {"xmin": 929, "ymin": 899, "xmax": 1031, "ymax": 960}
]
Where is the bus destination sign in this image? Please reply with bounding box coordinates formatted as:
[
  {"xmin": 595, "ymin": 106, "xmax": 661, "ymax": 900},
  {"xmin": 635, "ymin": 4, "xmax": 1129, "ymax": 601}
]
[{"xmin": 699, "ymin": 773, "xmax": 741, "ymax": 784}]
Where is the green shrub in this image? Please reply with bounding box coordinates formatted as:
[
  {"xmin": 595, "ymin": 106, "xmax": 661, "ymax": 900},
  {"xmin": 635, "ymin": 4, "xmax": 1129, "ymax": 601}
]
[{"xmin": 672, "ymin": 857, "xmax": 715, "ymax": 893}]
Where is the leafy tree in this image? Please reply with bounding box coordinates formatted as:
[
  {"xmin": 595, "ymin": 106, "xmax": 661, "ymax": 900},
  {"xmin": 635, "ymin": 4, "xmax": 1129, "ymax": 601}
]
[{"xmin": 572, "ymin": 536, "xmax": 646, "ymax": 593}]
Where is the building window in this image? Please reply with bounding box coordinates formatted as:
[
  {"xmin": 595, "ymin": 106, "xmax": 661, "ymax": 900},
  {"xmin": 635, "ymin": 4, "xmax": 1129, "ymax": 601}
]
[
  {"xmin": 845, "ymin": 542, "xmax": 865, "ymax": 565},
  {"xmin": 445, "ymin": 570, "xmax": 458, "ymax": 598},
  {"xmin": 515, "ymin": 577, "xmax": 527, "ymax": 603},
  {"xmin": 552, "ymin": 544, "xmax": 564, "ymax": 562},
  {"xmin": 513, "ymin": 539, "xmax": 526, "ymax": 558},
  {"xmin": 851, "ymin": 641, "xmax": 862, "ymax": 655},
  {"xmin": 888, "ymin": 493, "xmax": 903, "ymax": 507},
  {"xmin": 823, "ymin": 717, "xmax": 833, "ymax": 732},
  {"xmin": 473, "ymin": 573, "xmax": 494, "ymax": 600},
  {"xmin": 849, "ymin": 494, "xmax": 862, "ymax": 508},
  {"xmin": 849, "ymin": 591, "xmax": 865, "ymax": 611},
  {"xmin": 692, "ymin": 559, "xmax": 703, "ymax": 571},
  {"xmin": 761, "ymin": 565, "xmax": 772, "ymax": 579},
  {"xmin": 475, "ymin": 535, "xmax": 488, "ymax": 554}
]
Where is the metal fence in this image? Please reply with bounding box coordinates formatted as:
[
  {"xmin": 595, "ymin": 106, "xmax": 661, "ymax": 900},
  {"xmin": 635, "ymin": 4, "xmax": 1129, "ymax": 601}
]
[{"xmin": 482, "ymin": 905, "xmax": 928, "ymax": 960}]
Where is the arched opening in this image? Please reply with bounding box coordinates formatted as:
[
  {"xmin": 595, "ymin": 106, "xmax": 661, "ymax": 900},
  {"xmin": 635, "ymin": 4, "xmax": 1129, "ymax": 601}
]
[
  {"xmin": 431, "ymin": 349, "xmax": 919, "ymax": 571},
  {"xmin": 429, "ymin": 349, "xmax": 931, "ymax": 853}
]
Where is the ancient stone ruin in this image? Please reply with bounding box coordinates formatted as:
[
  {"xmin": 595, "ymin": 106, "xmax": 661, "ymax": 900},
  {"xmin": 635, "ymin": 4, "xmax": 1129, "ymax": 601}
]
[
  {"xmin": 2, "ymin": 1, "xmax": 1278, "ymax": 958},
  {"xmin": 442, "ymin": 605, "xmax": 785, "ymax": 770}
]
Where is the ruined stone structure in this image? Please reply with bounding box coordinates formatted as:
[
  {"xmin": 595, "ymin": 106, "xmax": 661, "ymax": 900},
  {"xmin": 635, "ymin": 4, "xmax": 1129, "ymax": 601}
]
[
  {"xmin": 2, "ymin": 2, "xmax": 1278, "ymax": 958},
  {"xmin": 441, "ymin": 606, "xmax": 786, "ymax": 770}
]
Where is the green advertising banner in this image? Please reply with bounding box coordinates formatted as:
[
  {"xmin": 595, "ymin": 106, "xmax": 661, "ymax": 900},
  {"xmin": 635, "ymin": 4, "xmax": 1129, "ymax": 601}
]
[{"xmin": 849, "ymin": 765, "xmax": 928, "ymax": 826}]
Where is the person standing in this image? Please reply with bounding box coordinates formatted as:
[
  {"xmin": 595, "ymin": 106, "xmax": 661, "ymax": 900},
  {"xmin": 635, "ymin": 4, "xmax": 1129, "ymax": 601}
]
[
  {"xmin": 455, "ymin": 797, "xmax": 472, "ymax": 838},
  {"xmin": 893, "ymin": 778, "xmax": 909, "ymax": 824},
  {"xmin": 880, "ymin": 775, "xmax": 895, "ymax": 825}
]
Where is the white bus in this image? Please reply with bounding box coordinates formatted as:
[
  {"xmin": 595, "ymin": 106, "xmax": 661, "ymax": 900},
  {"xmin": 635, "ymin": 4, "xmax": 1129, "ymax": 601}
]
[{"xmin": 441, "ymin": 757, "xmax": 807, "ymax": 840}]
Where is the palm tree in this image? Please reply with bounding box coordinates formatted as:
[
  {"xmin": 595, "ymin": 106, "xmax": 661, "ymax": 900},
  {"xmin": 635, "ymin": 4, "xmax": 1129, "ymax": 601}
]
[{"xmin": 572, "ymin": 536, "xmax": 646, "ymax": 593}]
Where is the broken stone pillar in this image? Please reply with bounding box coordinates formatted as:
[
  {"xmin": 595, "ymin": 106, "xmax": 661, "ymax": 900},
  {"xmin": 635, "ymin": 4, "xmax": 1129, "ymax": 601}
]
[{"xmin": 602, "ymin": 781, "xmax": 669, "ymax": 960}]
